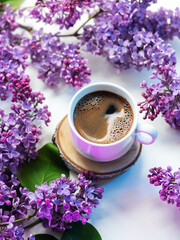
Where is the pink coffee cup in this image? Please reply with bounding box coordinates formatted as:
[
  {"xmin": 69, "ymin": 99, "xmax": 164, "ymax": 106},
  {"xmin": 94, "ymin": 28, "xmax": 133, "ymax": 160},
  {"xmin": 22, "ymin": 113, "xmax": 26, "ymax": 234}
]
[{"xmin": 68, "ymin": 82, "xmax": 157, "ymax": 162}]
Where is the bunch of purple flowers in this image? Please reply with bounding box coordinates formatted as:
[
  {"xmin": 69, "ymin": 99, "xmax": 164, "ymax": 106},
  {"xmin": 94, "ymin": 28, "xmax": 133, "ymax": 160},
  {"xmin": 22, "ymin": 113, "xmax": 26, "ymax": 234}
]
[
  {"xmin": 26, "ymin": 171, "xmax": 103, "ymax": 232},
  {"xmin": 138, "ymin": 65, "xmax": 180, "ymax": 128},
  {"xmin": 29, "ymin": 29, "xmax": 91, "ymax": 88},
  {"xmin": 30, "ymin": 0, "xmax": 94, "ymax": 29},
  {"xmin": 148, "ymin": 167, "xmax": 180, "ymax": 208},
  {"xmin": 0, "ymin": 169, "xmax": 29, "ymax": 239},
  {"xmin": 0, "ymin": 71, "xmax": 51, "ymax": 172},
  {"xmin": 0, "ymin": 170, "xmax": 103, "ymax": 239},
  {"xmin": 0, "ymin": 4, "xmax": 51, "ymax": 173}
]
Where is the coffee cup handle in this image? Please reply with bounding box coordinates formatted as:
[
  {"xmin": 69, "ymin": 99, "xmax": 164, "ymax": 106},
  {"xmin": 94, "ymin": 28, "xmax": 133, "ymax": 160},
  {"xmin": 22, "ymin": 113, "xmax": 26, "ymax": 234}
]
[{"xmin": 135, "ymin": 123, "xmax": 158, "ymax": 145}]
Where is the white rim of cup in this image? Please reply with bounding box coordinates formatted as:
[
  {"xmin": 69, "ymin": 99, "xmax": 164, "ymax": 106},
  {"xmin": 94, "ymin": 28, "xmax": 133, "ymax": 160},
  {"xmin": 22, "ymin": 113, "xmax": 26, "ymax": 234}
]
[{"xmin": 68, "ymin": 82, "xmax": 139, "ymax": 147}]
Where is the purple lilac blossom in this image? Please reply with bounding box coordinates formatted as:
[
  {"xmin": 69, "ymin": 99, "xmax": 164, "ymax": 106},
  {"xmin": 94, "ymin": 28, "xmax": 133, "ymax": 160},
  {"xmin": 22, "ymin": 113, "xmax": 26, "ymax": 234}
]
[
  {"xmin": 80, "ymin": 1, "xmax": 178, "ymax": 71},
  {"xmin": 148, "ymin": 167, "xmax": 180, "ymax": 208},
  {"xmin": 0, "ymin": 74, "xmax": 51, "ymax": 173},
  {"xmin": 138, "ymin": 66, "xmax": 180, "ymax": 128},
  {"xmin": 30, "ymin": 0, "xmax": 95, "ymax": 29},
  {"xmin": 26, "ymin": 171, "xmax": 104, "ymax": 232},
  {"xmin": 0, "ymin": 4, "xmax": 28, "ymax": 101},
  {"xmin": 0, "ymin": 5, "xmax": 51, "ymax": 172},
  {"xmin": 0, "ymin": 169, "xmax": 103, "ymax": 238},
  {"xmin": 146, "ymin": 8, "xmax": 180, "ymax": 41},
  {"xmin": 29, "ymin": 29, "xmax": 91, "ymax": 89},
  {"xmin": 0, "ymin": 170, "xmax": 29, "ymax": 240}
]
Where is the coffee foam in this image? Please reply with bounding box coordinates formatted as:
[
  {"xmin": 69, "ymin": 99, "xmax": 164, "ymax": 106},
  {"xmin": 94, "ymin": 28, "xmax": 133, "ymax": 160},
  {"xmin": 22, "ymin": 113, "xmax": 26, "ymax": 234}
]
[{"xmin": 73, "ymin": 91, "xmax": 133, "ymax": 144}]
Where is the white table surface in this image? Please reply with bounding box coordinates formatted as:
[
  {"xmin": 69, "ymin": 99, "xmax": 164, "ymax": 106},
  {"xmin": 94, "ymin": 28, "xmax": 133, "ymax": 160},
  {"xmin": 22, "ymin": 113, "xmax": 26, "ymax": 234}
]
[{"xmin": 17, "ymin": 0, "xmax": 180, "ymax": 239}]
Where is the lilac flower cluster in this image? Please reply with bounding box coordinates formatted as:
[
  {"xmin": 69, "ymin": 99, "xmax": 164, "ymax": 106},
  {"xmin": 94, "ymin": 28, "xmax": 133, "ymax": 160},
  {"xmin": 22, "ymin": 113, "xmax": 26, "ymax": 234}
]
[
  {"xmin": 0, "ymin": 169, "xmax": 29, "ymax": 239},
  {"xmin": 27, "ymin": 171, "xmax": 104, "ymax": 231},
  {"xmin": 0, "ymin": 71, "xmax": 51, "ymax": 173},
  {"xmin": 0, "ymin": 5, "xmax": 51, "ymax": 173},
  {"xmin": 147, "ymin": 8, "xmax": 180, "ymax": 41},
  {"xmin": 30, "ymin": 0, "xmax": 94, "ymax": 29},
  {"xmin": 80, "ymin": 1, "xmax": 179, "ymax": 71},
  {"xmin": 0, "ymin": 3, "xmax": 18, "ymax": 32},
  {"xmin": 30, "ymin": 29, "xmax": 91, "ymax": 88},
  {"xmin": 0, "ymin": 4, "xmax": 28, "ymax": 101},
  {"xmin": 138, "ymin": 66, "xmax": 180, "ymax": 128},
  {"xmin": 0, "ymin": 169, "xmax": 103, "ymax": 239},
  {"xmin": 79, "ymin": 0, "xmax": 180, "ymax": 128},
  {"xmin": 148, "ymin": 167, "xmax": 180, "ymax": 208}
]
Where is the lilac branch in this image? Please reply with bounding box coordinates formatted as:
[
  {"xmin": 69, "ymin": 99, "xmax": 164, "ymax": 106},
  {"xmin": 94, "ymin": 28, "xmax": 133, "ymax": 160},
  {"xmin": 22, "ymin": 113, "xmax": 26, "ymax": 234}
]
[{"xmin": 148, "ymin": 167, "xmax": 180, "ymax": 207}]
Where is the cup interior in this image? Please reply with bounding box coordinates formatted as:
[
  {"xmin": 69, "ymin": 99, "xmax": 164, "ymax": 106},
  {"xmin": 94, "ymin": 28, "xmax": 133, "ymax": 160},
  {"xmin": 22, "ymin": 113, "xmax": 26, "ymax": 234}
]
[{"xmin": 68, "ymin": 82, "xmax": 138, "ymax": 146}]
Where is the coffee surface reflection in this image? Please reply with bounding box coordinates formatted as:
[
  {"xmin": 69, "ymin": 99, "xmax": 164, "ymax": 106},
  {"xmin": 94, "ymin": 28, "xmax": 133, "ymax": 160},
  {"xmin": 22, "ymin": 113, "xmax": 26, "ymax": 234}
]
[{"xmin": 73, "ymin": 91, "xmax": 134, "ymax": 144}]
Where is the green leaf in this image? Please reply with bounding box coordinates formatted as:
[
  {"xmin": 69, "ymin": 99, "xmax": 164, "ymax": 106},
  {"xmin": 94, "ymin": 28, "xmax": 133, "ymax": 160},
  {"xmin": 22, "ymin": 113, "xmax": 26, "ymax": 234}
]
[
  {"xmin": 61, "ymin": 221, "xmax": 102, "ymax": 240},
  {"xmin": 20, "ymin": 143, "xmax": 69, "ymax": 192},
  {"xmin": 0, "ymin": 0, "xmax": 24, "ymax": 8},
  {"xmin": 29, "ymin": 234, "xmax": 58, "ymax": 240}
]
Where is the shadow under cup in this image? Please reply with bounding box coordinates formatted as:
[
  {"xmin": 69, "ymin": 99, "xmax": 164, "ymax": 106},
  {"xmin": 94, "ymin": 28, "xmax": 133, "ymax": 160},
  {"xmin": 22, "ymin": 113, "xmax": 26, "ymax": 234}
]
[{"xmin": 68, "ymin": 82, "xmax": 157, "ymax": 162}]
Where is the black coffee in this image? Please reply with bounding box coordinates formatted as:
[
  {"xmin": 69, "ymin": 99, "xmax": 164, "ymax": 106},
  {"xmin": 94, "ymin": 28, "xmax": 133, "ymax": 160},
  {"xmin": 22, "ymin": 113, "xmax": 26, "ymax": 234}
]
[{"xmin": 73, "ymin": 91, "xmax": 134, "ymax": 144}]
